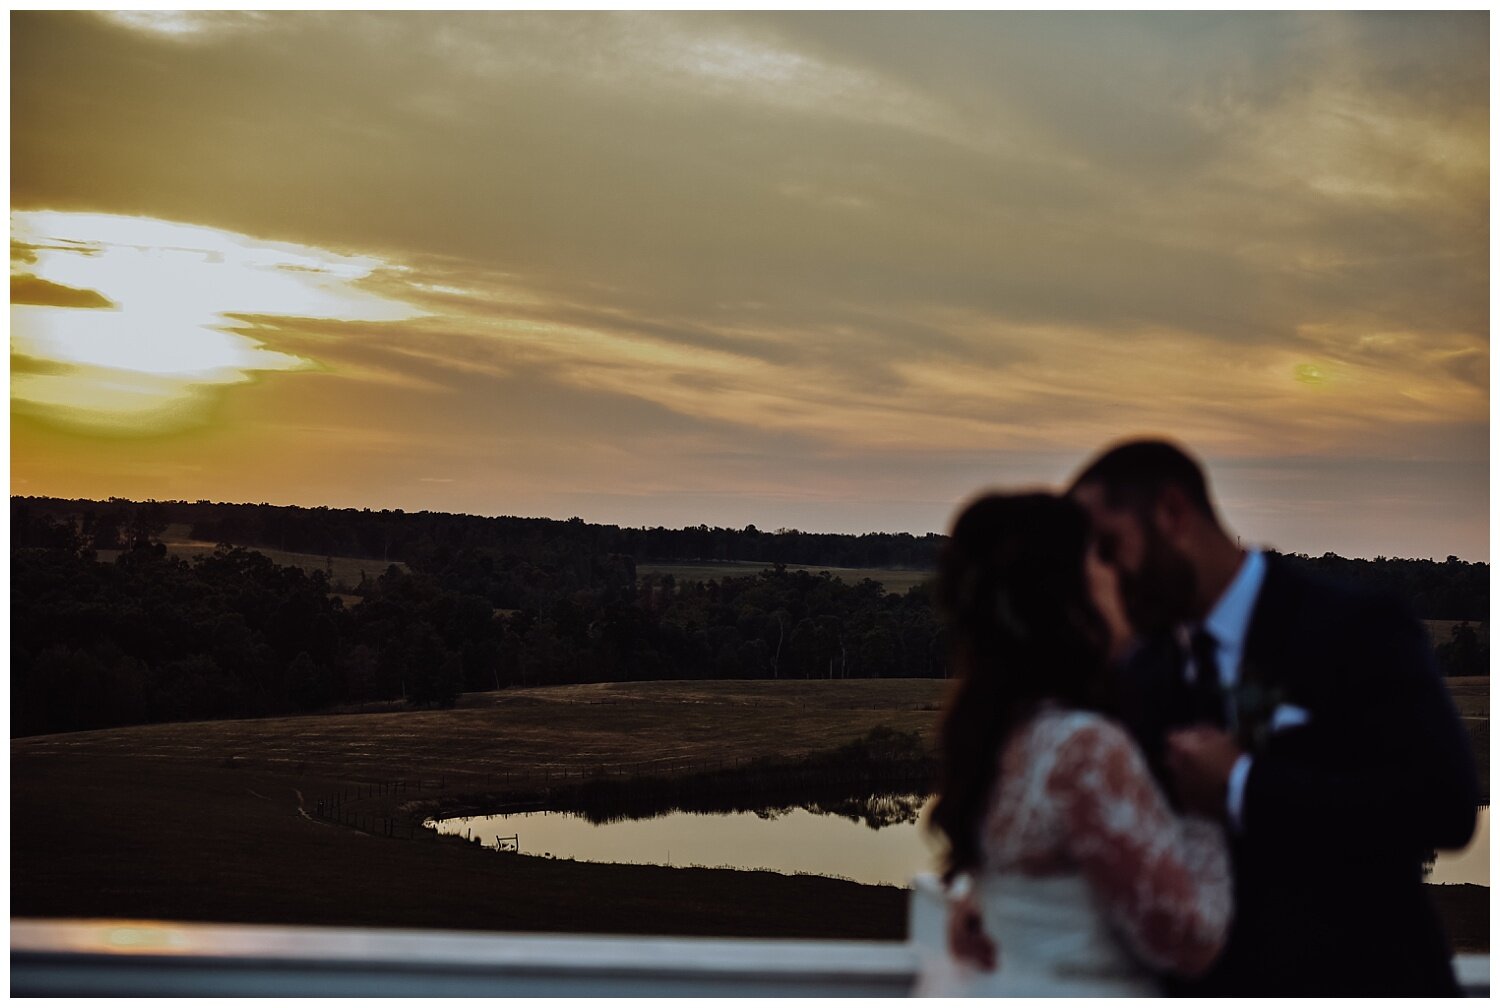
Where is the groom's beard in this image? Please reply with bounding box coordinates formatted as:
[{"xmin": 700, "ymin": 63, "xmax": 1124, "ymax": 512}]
[{"xmin": 1118, "ymin": 528, "xmax": 1197, "ymax": 637}]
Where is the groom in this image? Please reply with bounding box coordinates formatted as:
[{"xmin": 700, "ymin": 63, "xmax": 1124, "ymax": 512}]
[
  {"xmin": 1067, "ymin": 439, "xmax": 1478, "ymax": 995},
  {"xmin": 948, "ymin": 438, "xmax": 1476, "ymax": 990}
]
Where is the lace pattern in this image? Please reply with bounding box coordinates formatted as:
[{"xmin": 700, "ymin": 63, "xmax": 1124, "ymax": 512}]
[{"xmin": 981, "ymin": 708, "xmax": 1232, "ymax": 976}]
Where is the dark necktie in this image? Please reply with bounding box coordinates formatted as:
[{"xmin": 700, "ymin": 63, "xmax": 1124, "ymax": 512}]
[{"xmin": 1188, "ymin": 628, "xmax": 1227, "ymax": 728}]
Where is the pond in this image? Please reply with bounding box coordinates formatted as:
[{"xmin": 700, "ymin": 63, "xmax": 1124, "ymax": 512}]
[
  {"xmin": 428, "ymin": 798, "xmax": 1489, "ymax": 889},
  {"xmin": 1426, "ymin": 805, "xmax": 1489, "ymax": 886}
]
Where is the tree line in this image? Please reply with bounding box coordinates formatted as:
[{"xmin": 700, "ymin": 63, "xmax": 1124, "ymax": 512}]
[
  {"xmin": 10, "ymin": 497, "xmax": 1489, "ymax": 736},
  {"xmin": 15, "ymin": 496, "xmax": 945, "ymax": 570}
]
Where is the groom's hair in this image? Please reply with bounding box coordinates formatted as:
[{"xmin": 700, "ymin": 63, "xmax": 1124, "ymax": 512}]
[{"xmin": 1069, "ymin": 439, "xmax": 1214, "ymax": 517}]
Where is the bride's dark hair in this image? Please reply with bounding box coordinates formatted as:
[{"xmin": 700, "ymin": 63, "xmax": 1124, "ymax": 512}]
[{"xmin": 928, "ymin": 492, "xmax": 1114, "ymax": 881}]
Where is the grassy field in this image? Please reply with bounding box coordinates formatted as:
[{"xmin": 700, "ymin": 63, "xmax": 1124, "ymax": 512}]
[
  {"xmin": 637, "ymin": 561, "xmax": 931, "ymax": 594},
  {"xmin": 108, "ymin": 528, "xmax": 930, "ymax": 595},
  {"xmin": 1426, "ymin": 619, "xmax": 1489, "ymax": 647},
  {"xmin": 98, "ymin": 539, "xmax": 930, "ymax": 596},
  {"xmin": 11, "ymin": 678, "xmax": 1487, "ymax": 950},
  {"xmin": 96, "ymin": 525, "xmax": 406, "ymax": 590}
]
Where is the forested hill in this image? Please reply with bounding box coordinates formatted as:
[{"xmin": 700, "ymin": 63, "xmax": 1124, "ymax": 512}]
[
  {"xmin": 9, "ymin": 496, "xmax": 1489, "ymax": 737},
  {"xmin": 13, "ymin": 496, "xmax": 1489, "ymax": 620}
]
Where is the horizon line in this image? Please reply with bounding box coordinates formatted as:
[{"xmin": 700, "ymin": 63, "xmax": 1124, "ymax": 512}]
[{"xmin": 12, "ymin": 493, "xmax": 1488, "ymax": 567}]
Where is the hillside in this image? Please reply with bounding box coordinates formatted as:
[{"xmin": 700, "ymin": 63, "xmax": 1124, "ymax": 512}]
[{"xmin": 11, "ymin": 679, "xmax": 1487, "ymax": 950}]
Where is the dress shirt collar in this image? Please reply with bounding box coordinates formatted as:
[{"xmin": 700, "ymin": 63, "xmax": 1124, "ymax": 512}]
[{"xmin": 1201, "ymin": 548, "xmax": 1267, "ymax": 666}]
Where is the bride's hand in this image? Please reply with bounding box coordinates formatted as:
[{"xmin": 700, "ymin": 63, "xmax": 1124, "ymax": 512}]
[
  {"xmin": 1166, "ymin": 726, "xmax": 1242, "ymax": 819},
  {"xmin": 946, "ymin": 893, "xmax": 997, "ymax": 972}
]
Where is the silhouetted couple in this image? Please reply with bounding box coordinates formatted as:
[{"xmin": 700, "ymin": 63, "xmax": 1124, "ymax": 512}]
[{"xmin": 917, "ymin": 439, "xmax": 1478, "ymax": 996}]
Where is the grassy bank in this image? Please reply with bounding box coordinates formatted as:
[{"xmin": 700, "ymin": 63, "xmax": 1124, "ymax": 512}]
[
  {"xmin": 412, "ymin": 724, "xmax": 934, "ymax": 826},
  {"xmin": 11, "ymin": 678, "xmax": 1488, "ymax": 952}
]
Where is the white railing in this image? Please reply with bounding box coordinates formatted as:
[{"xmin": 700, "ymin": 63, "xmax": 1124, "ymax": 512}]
[
  {"xmin": 9, "ymin": 919, "xmax": 916, "ymax": 997},
  {"xmin": 11, "ymin": 887, "xmax": 1489, "ymax": 998}
]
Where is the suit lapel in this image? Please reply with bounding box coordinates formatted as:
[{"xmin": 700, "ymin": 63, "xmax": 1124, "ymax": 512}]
[{"xmin": 1242, "ymin": 556, "xmax": 1295, "ymax": 693}]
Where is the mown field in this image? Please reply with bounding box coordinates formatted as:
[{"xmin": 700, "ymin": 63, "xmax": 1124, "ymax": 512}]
[
  {"xmin": 637, "ymin": 561, "xmax": 931, "ymax": 594},
  {"xmin": 11, "ymin": 678, "xmax": 1487, "ymax": 952},
  {"xmin": 95, "ymin": 525, "xmax": 406, "ymax": 590},
  {"xmin": 108, "ymin": 537, "xmax": 923, "ymax": 598},
  {"xmin": 1445, "ymin": 677, "xmax": 1489, "ymax": 805},
  {"xmin": 1425, "ymin": 619, "xmax": 1489, "ymax": 653}
]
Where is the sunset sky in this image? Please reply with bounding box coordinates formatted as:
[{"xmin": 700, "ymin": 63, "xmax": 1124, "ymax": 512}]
[{"xmin": 10, "ymin": 11, "xmax": 1489, "ymax": 560}]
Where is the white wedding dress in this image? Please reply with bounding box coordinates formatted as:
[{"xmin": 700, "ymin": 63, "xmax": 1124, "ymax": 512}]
[{"xmin": 914, "ymin": 708, "xmax": 1232, "ymax": 997}]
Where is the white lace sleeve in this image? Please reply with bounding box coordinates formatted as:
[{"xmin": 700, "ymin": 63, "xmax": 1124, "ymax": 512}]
[{"xmin": 1047, "ymin": 715, "xmax": 1233, "ymax": 977}]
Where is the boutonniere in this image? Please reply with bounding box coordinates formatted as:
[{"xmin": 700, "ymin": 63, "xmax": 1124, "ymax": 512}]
[{"xmin": 1229, "ymin": 668, "xmax": 1290, "ymax": 754}]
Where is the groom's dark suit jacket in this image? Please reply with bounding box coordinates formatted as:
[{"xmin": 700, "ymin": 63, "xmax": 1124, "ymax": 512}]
[{"xmin": 1119, "ymin": 555, "xmax": 1479, "ymax": 996}]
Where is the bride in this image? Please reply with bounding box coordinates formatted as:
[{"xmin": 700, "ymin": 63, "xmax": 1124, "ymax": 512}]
[{"xmin": 916, "ymin": 493, "xmax": 1231, "ymax": 996}]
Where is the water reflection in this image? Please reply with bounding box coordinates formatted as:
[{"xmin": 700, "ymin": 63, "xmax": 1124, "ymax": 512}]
[
  {"xmin": 1425, "ymin": 806, "xmax": 1490, "ymax": 886},
  {"xmin": 431, "ymin": 797, "xmax": 1489, "ymax": 891},
  {"xmin": 431, "ymin": 792, "xmax": 937, "ymax": 887},
  {"xmin": 754, "ymin": 793, "xmax": 926, "ymax": 830},
  {"xmin": 556, "ymin": 780, "xmax": 929, "ymax": 828}
]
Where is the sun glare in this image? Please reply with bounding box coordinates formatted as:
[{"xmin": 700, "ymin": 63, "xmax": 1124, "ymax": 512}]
[
  {"xmin": 100, "ymin": 11, "xmax": 270, "ymax": 40},
  {"xmin": 104, "ymin": 11, "xmax": 207, "ymax": 36},
  {"xmin": 11, "ymin": 212, "xmax": 423, "ymax": 433}
]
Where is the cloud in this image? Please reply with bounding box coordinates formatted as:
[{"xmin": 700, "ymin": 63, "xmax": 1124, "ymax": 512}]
[
  {"xmin": 14, "ymin": 13, "xmax": 1484, "ymax": 342},
  {"xmin": 99, "ymin": 10, "xmax": 273, "ymax": 42},
  {"xmin": 11, "ymin": 275, "xmax": 114, "ymax": 309},
  {"xmin": 8, "ymin": 11, "xmax": 1488, "ymax": 558}
]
